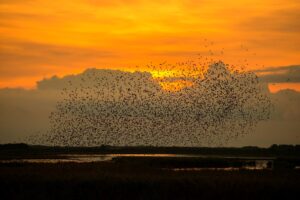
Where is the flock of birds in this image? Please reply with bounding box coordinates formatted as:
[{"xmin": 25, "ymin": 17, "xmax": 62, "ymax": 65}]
[
  {"xmin": 28, "ymin": 51, "xmax": 272, "ymax": 146},
  {"xmin": 29, "ymin": 62, "xmax": 271, "ymax": 146}
]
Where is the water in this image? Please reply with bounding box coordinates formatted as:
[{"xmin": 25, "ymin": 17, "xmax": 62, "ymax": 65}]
[
  {"xmin": 0, "ymin": 154, "xmax": 200, "ymax": 163},
  {"xmin": 0, "ymin": 154, "xmax": 274, "ymax": 170}
]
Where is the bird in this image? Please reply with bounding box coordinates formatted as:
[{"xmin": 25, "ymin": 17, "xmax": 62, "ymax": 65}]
[{"xmin": 27, "ymin": 46, "xmax": 272, "ymax": 147}]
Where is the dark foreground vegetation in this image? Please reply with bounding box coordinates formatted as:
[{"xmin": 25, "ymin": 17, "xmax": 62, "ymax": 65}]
[
  {"xmin": 1, "ymin": 161, "xmax": 300, "ymax": 200},
  {"xmin": 1, "ymin": 143, "xmax": 300, "ymax": 199}
]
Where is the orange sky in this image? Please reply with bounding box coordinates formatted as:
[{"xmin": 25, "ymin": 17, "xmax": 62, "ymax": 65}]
[{"xmin": 0, "ymin": 0, "xmax": 299, "ymax": 90}]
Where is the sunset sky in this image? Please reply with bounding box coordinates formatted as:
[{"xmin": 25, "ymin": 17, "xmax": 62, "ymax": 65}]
[{"xmin": 0, "ymin": 0, "xmax": 299, "ymax": 89}]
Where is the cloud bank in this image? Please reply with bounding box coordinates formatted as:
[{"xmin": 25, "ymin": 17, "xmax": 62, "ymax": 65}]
[
  {"xmin": 256, "ymin": 65, "xmax": 300, "ymax": 83},
  {"xmin": 0, "ymin": 63, "xmax": 299, "ymax": 146}
]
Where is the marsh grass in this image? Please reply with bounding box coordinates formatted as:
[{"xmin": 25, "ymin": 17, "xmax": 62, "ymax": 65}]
[
  {"xmin": 1, "ymin": 159, "xmax": 300, "ymax": 200},
  {"xmin": 1, "ymin": 145, "xmax": 299, "ymax": 199}
]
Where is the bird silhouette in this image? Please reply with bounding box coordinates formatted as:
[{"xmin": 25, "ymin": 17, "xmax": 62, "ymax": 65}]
[{"xmin": 27, "ymin": 51, "xmax": 272, "ymax": 147}]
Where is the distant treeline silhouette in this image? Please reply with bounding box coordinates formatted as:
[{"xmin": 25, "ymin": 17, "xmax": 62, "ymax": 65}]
[
  {"xmin": 0, "ymin": 143, "xmax": 29, "ymax": 150},
  {"xmin": 0, "ymin": 143, "xmax": 299, "ymax": 157}
]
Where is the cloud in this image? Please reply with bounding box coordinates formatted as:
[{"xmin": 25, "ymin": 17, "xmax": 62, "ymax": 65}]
[
  {"xmin": 0, "ymin": 0, "xmax": 37, "ymax": 4},
  {"xmin": 239, "ymin": 7, "xmax": 300, "ymax": 33},
  {"xmin": 230, "ymin": 89, "xmax": 300, "ymax": 146},
  {"xmin": 271, "ymin": 89, "xmax": 300, "ymax": 120},
  {"xmin": 1, "ymin": 0, "xmax": 300, "ymax": 89},
  {"xmin": 0, "ymin": 64, "xmax": 299, "ymax": 146},
  {"xmin": 255, "ymin": 65, "xmax": 300, "ymax": 83},
  {"xmin": 0, "ymin": 88, "xmax": 58, "ymax": 143},
  {"xmin": 0, "ymin": 39, "xmax": 117, "ymax": 79},
  {"xmin": 1, "ymin": 63, "xmax": 274, "ymax": 146},
  {"xmin": 235, "ymin": 5, "xmax": 300, "ymax": 53},
  {"xmin": 85, "ymin": 0, "xmax": 142, "ymax": 6}
]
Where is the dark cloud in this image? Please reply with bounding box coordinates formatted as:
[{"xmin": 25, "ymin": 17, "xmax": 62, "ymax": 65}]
[
  {"xmin": 271, "ymin": 89, "xmax": 300, "ymax": 120},
  {"xmin": 231, "ymin": 89, "xmax": 300, "ymax": 146},
  {"xmin": 0, "ymin": 88, "xmax": 58, "ymax": 143},
  {"xmin": 0, "ymin": 65, "xmax": 299, "ymax": 146},
  {"xmin": 3, "ymin": 63, "xmax": 272, "ymax": 146},
  {"xmin": 255, "ymin": 65, "xmax": 300, "ymax": 83}
]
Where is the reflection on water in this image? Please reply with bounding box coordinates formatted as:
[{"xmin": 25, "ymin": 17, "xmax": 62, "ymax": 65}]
[
  {"xmin": 172, "ymin": 167, "xmax": 240, "ymax": 171},
  {"xmin": 0, "ymin": 154, "xmax": 274, "ymax": 170},
  {"xmin": 0, "ymin": 156, "xmax": 111, "ymax": 163},
  {"xmin": 170, "ymin": 160, "xmax": 272, "ymax": 171},
  {"xmin": 0, "ymin": 154, "xmax": 194, "ymax": 164}
]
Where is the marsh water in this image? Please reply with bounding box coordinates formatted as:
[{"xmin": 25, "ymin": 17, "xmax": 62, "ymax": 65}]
[
  {"xmin": 0, "ymin": 153, "xmax": 276, "ymax": 170},
  {"xmin": 1, "ymin": 154, "xmax": 188, "ymax": 163}
]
